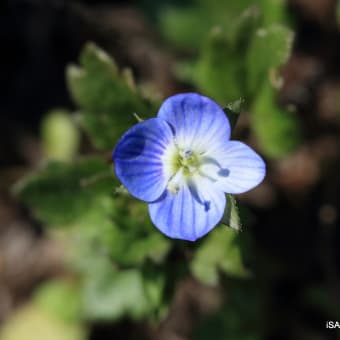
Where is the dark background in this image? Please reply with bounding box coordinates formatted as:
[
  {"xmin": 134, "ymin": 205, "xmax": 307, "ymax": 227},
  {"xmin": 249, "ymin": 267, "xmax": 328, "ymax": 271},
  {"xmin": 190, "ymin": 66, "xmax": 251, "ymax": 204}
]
[{"xmin": 1, "ymin": 0, "xmax": 340, "ymax": 339}]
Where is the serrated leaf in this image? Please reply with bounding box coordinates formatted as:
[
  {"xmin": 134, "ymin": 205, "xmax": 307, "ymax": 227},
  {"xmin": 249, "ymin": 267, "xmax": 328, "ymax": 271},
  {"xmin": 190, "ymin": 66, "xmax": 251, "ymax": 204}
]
[
  {"xmin": 191, "ymin": 227, "xmax": 249, "ymax": 286},
  {"xmin": 69, "ymin": 195, "xmax": 170, "ymax": 267},
  {"xmin": 13, "ymin": 157, "xmax": 114, "ymax": 226},
  {"xmin": 246, "ymin": 24, "xmax": 294, "ymax": 95},
  {"xmin": 221, "ymin": 194, "xmax": 242, "ymax": 231},
  {"xmin": 80, "ymin": 43, "xmax": 119, "ymax": 76},
  {"xmin": 67, "ymin": 42, "xmax": 154, "ymax": 149},
  {"xmin": 59, "ymin": 190, "xmax": 170, "ymax": 271}
]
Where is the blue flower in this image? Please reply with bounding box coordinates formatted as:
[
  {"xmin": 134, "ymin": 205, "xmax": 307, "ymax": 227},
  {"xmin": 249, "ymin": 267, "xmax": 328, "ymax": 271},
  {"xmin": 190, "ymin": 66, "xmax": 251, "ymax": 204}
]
[{"xmin": 113, "ymin": 93, "xmax": 265, "ymax": 241}]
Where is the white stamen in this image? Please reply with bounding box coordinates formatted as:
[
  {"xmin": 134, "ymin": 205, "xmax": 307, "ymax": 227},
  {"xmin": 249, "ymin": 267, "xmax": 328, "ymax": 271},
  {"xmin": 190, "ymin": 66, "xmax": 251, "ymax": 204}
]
[{"xmin": 167, "ymin": 168, "xmax": 184, "ymax": 195}]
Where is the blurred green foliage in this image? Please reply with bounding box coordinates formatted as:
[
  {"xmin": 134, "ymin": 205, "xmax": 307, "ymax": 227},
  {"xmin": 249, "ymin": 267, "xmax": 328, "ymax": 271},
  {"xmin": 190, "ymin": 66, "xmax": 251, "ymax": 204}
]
[
  {"xmin": 41, "ymin": 110, "xmax": 80, "ymax": 161},
  {"xmin": 161, "ymin": 0, "xmax": 260, "ymax": 49},
  {"xmin": 0, "ymin": 303, "xmax": 86, "ymax": 340},
  {"xmin": 34, "ymin": 280, "xmax": 82, "ymax": 324},
  {"xmin": 162, "ymin": 0, "xmax": 301, "ymax": 158},
  {"xmin": 252, "ymin": 82, "xmax": 301, "ymax": 157},
  {"xmin": 13, "ymin": 157, "xmax": 114, "ymax": 226},
  {"xmin": 191, "ymin": 227, "xmax": 249, "ymax": 286},
  {"xmin": 13, "ymin": 0, "xmax": 303, "ymax": 338},
  {"xmin": 14, "ymin": 42, "xmax": 248, "ymax": 334},
  {"xmin": 67, "ymin": 43, "xmax": 156, "ymax": 150}
]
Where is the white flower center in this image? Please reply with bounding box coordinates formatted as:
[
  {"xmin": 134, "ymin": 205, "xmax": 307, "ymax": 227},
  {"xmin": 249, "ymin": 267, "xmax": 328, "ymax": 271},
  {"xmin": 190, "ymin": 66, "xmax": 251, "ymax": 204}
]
[{"xmin": 162, "ymin": 142, "xmax": 206, "ymax": 194}]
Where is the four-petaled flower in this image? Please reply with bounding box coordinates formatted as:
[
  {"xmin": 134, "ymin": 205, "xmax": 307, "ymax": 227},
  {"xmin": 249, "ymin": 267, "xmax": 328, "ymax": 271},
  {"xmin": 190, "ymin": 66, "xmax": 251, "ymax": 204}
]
[{"xmin": 113, "ymin": 93, "xmax": 266, "ymax": 241}]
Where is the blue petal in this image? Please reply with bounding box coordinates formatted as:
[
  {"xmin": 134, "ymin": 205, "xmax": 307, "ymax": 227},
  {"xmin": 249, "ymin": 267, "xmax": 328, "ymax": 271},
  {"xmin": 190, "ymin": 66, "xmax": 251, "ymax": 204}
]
[
  {"xmin": 201, "ymin": 141, "xmax": 266, "ymax": 194},
  {"xmin": 148, "ymin": 176, "xmax": 226, "ymax": 241},
  {"xmin": 157, "ymin": 93, "xmax": 231, "ymax": 152},
  {"xmin": 113, "ymin": 118, "xmax": 174, "ymax": 202}
]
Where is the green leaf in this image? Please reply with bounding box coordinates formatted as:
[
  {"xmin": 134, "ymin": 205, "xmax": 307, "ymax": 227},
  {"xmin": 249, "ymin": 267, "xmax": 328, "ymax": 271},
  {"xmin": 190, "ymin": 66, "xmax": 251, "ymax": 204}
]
[
  {"xmin": 252, "ymin": 82, "xmax": 301, "ymax": 158},
  {"xmin": 231, "ymin": 5, "xmax": 261, "ymax": 53},
  {"xmin": 221, "ymin": 194, "xmax": 242, "ymax": 231},
  {"xmin": 142, "ymin": 265, "xmax": 168, "ymax": 320},
  {"xmin": 116, "ymin": 232, "xmax": 171, "ymax": 265},
  {"xmin": 81, "ymin": 257, "xmax": 164, "ymax": 321},
  {"xmin": 13, "ymin": 157, "xmax": 114, "ymax": 226},
  {"xmin": 69, "ymin": 195, "xmax": 170, "ymax": 267},
  {"xmin": 67, "ymin": 42, "xmax": 153, "ymax": 149},
  {"xmin": 191, "ymin": 4, "xmax": 265, "ymax": 104},
  {"xmin": 194, "ymin": 27, "xmax": 244, "ymax": 104},
  {"xmin": 246, "ymin": 24, "xmax": 294, "ymax": 95},
  {"xmin": 160, "ymin": 7, "xmax": 212, "ymax": 49},
  {"xmin": 82, "ymin": 268, "xmax": 146, "ymax": 320},
  {"xmin": 191, "ymin": 227, "xmax": 249, "ymax": 286},
  {"xmin": 259, "ymin": 0, "xmax": 288, "ymax": 27},
  {"xmin": 34, "ymin": 280, "xmax": 82, "ymax": 323},
  {"xmin": 64, "ymin": 215, "xmax": 168, "ymax": 321},
  {"xmin": 41, "ymin": 110, "xmax": 80, "ymax": 162},
  {"xmin": 246, "ymin": 23, "xmax": 299, "ymax": 158},
  {"xmin": 160, "ymin": 1, "xmax": 257, "ymax": 50},
  {"xmin": 224, "ymin": 98, "xmax": 244, "ymax": 131}
]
